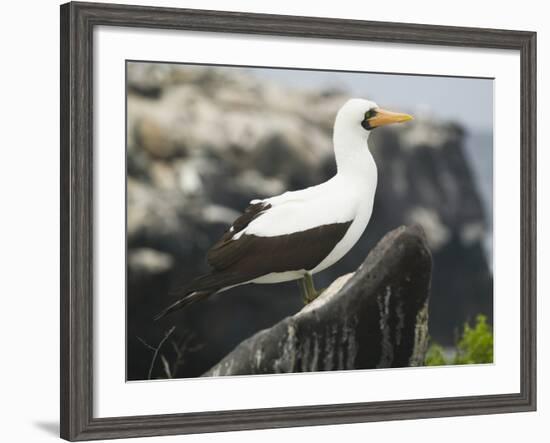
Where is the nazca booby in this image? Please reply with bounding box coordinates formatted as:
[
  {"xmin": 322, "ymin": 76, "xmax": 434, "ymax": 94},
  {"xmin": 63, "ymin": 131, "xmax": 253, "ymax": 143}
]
[{"xmin": 155, "ymin": 98, "xmax": 413, "ymax": 320}]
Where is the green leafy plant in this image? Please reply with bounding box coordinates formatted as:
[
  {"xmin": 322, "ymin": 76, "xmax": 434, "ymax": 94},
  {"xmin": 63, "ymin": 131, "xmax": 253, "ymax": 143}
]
[
  {"xmin": 454, "ymin": 314, "xmax": 493, "ymax": 364},
  {"xmin": 425, "ymin": 314, "xmax": 493, "ymax": 366},
  {"xmin": 425, "ymin": 342, "xmax": 447, "ymax": 366}
]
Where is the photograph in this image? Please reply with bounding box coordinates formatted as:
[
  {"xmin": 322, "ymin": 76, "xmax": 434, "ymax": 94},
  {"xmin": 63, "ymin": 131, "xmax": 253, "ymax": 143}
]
[
  {"xmin": 126, "ymin": 61, "xmax": 494, "ymax": 381},
  {"xmin": 55, "ymin": 2, "xmax": 537, "ymax": 440}
]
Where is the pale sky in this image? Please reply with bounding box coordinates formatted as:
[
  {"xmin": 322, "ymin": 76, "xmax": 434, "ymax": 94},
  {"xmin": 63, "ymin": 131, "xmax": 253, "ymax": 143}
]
[{"xmin": 250, "ymin": 67, "xmax": 493, "ymax": 134}]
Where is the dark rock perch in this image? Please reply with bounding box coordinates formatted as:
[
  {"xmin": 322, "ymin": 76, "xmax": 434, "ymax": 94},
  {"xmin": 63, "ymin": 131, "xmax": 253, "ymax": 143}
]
[{"xmin": 203, "ymin": 225, "xmax": 432, "ymax": 376}]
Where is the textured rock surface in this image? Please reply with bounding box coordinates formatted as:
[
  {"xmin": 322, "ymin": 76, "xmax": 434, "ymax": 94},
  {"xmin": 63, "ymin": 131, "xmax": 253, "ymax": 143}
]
[{"xmin": 203, "ymin": 225, "xmax": 431, "ymax": 376}]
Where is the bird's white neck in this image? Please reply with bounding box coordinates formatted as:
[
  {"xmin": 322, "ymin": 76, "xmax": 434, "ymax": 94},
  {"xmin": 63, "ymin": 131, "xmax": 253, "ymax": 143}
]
[{"xmin": 332, "ymin": 117, "xmax": 377, "ymax": 183}]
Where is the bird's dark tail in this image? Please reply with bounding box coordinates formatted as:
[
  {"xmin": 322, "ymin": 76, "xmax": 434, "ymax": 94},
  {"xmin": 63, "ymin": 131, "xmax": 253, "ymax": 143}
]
[
  {"xmin": 153, "ymin": 290, "xmax": 213, "ymax": 321},
  {"xmin": 153, "ymin": 271, "xmax": 243, "ymax": 321}
]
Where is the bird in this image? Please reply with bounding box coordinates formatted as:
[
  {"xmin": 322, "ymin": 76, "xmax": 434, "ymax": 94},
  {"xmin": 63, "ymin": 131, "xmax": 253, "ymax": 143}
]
[{"xmin": 154, "ymin": 98, "xmax": 413, "ymax": 320}]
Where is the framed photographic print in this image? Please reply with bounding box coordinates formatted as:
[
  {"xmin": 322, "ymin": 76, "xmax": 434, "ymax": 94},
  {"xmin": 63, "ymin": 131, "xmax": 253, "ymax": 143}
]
[{"xmin": 60, "ymin": 1, "xmax": 536, "ymax": 440}]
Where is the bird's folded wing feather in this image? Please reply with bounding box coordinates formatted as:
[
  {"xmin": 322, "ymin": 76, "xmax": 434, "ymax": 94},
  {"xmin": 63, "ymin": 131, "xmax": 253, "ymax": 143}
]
[{"xmin": 206, "ymin": 190, "xmax": 355, "ymax": 278}]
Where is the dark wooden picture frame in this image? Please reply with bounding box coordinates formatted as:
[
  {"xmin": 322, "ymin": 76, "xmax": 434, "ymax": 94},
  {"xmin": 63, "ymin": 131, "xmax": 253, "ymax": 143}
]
[{"xmin": 60, "ymin": 1, "xmax": 536, "ymax": 440}]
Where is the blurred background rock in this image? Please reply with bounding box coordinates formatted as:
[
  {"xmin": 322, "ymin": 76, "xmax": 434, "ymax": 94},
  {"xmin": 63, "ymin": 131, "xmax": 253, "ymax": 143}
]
[{"xmin": 126, "ymin": 62, "xmax": 493, "ymax": 380}]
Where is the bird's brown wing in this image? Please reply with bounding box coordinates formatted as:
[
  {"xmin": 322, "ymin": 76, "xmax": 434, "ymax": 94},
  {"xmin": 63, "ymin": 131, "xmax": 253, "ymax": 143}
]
[
  {"xmin": 207, "ymin": 202, "xmax": 272, "ymax": 270},
  {"xmin": 207, "ymin": 208, "xmax": 352, "ymax": 280}
]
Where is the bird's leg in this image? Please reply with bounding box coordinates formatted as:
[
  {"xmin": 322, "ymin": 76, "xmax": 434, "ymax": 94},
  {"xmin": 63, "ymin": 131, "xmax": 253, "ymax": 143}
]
[
  {"xmin": 299, "ymin": 273, "xmax": 319, "ymax": 305},
  {"xmin": 297, "ymin": 278, "xmax": 308, "ymax": 304}
]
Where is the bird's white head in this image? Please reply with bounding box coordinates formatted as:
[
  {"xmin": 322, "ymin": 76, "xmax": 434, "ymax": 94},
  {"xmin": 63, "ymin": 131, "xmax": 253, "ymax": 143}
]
[
  {"xmin": 333, "ymin": 98, "xmax": 413, "ymax": 174},
  {"xmin": 335, "ymin": 98, "xmax": 413, "ymax": 136}
]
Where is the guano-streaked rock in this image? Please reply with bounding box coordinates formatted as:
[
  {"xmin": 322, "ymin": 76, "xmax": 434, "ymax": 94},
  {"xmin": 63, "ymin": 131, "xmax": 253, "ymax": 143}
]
[{"xmin": 203, "ymin": 225, "xmax": 431, "ymax": 376}]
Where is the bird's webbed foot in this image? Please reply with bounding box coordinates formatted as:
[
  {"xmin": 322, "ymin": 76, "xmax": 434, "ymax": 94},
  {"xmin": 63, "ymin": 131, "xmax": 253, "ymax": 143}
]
[{"xmin": 298, "ymin": 273, "xmax": 321, "ymax": 305}]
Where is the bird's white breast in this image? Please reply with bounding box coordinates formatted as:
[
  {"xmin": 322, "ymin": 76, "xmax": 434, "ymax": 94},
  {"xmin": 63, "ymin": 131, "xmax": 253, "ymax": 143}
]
[{"xmin": 311, "ymin": 173, "xmax": 376, "ymax": 274}]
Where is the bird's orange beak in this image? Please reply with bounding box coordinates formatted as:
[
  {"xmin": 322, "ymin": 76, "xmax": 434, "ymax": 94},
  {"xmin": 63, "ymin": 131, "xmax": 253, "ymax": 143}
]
[{"xmin": 367, "ymin": 108, "xmax": 414, "ymax": 128}]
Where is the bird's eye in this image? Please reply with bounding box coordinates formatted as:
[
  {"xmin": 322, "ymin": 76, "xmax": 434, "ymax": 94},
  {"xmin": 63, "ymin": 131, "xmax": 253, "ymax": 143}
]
[{"xmin": 364, "ymin": 109, "xmax": 376, "ymax": 120}]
